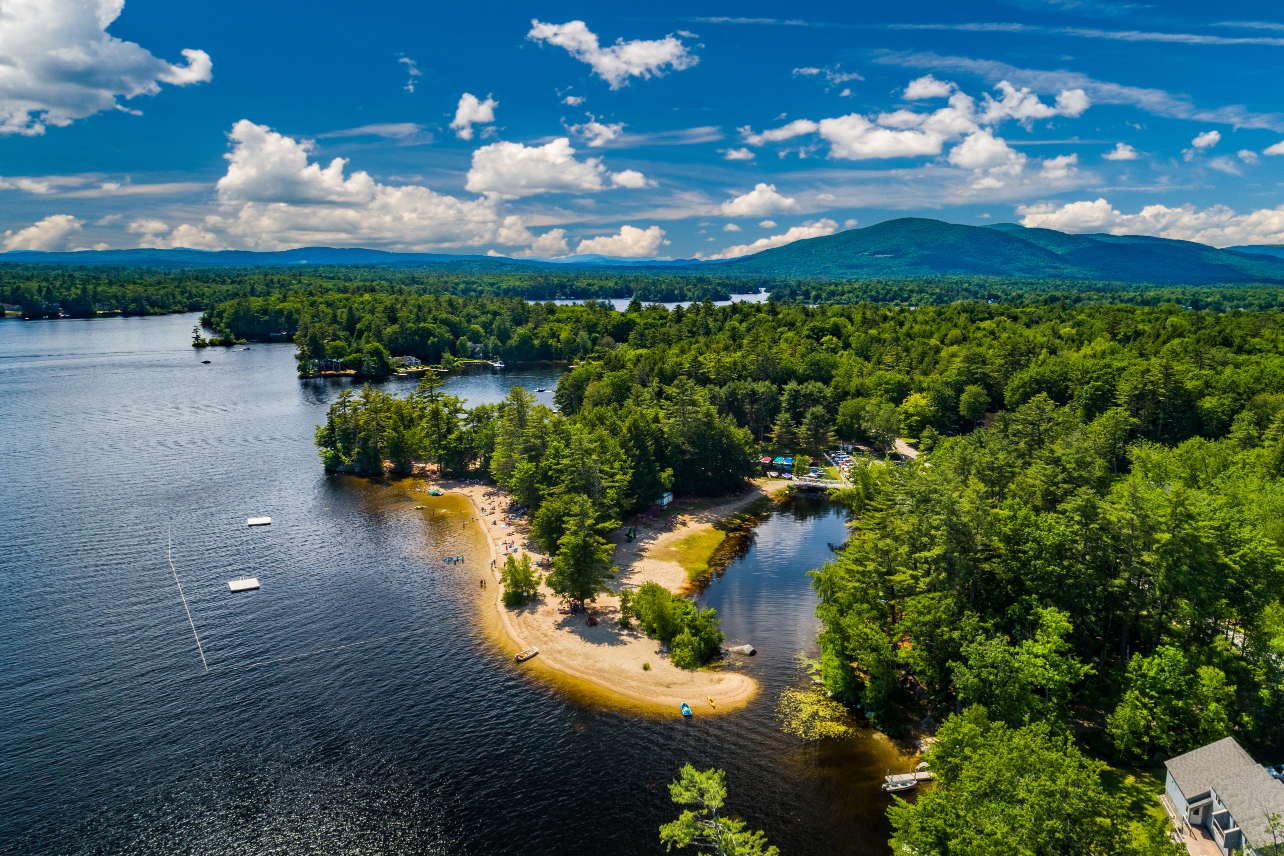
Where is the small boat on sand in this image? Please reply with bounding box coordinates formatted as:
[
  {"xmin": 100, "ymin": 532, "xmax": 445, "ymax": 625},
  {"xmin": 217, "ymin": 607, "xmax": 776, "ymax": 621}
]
[
  {"xmin": 681, "ymin": 703, "xmax": 692, "ymax": 717},
  {"xmin": 707, "ymin": 696, "xmax": 716, "ymax": 709},
  {"xmin": 515, "ymin": 647, "xmax": 539, "ymax": 662}
]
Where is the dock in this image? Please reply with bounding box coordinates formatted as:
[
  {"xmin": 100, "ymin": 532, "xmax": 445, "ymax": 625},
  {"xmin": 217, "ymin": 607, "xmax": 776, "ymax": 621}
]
[{"xmin": 228, "ymin": 578, "xmax": 260, "ymax": 592}]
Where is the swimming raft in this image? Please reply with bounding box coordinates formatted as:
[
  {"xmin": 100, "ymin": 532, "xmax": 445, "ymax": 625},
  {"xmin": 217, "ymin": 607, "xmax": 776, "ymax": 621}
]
[
  {"xmin": 247, "ymin": 517, "xmax": 271, "ymax": 526},
  {"xmin": 228, "ymin": 578, "xmax": 260, "ymax": 592}
]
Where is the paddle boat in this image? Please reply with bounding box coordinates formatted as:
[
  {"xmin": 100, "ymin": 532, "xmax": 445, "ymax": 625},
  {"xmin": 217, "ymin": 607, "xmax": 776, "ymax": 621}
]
[
  {"xmin": 681, "ymin": 702, "xmax": 692, "ymax": 717},
  {"xmin": 515, "ymin": 647, "xmax": 539, "ymax": 662},
  {"xmin": 760, "ymin": 456, "xmax": 772, "ymax": 464},
  {"xmin": 783, "ymin": 457, "xmax": 794, "ymax": 466}
]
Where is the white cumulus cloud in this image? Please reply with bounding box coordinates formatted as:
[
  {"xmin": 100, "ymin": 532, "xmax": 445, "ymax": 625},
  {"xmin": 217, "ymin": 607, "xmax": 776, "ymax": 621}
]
[
  {"xmin": 720, "ymin": 147, "xmax": 755, "ymax": 160},
  {"xmin": 820, "ymin": 114, "xmax": 945, "ymax": 160},
  {"xmin": 130, "ymin": 219, "xmax": 222, "ymax": 249},
  {"xmin": 903, "ymin": 74, "xmax": 956, "ymax": 100},
  {"xmin": 1017, "ymin": 197, "xmax": 1284, "ymax": 247},
  {"xmin": 1239, "ymin": 149, "xmax": 1260, "ymax": 164},
  {"xmin": 702, "ymin": 219, "xmax": 838, "ymax": 260},
  {"xmin": 1265, "ymin": 141, "xmax": 1284, "ymax": 156},
  {"xmin": 575, "ymin": 225, "xmax": 668, "ymax": 256},
  {"xmin": 1102, "ymin": 142, "xmax": 1141, "ymax": 160},
  {"xmin": 978, "ymin": 81, "xmax": 1089, "ymax": 127},
  {"xmin": 527, "ymin": 20, "xmax": 697, "ymax": 89},
  {"xmin": 565, "ymin": 113, "xmax": 626, "ymax": 147},
  {"xmin": 1192, "ymin": 130, "xmax": 1222, "ymax": 149},
  {"xmin": 0, "ymin": 0, "xmax": 211, "ymax": 135},
  {"xmin": 449, "ymin": 93, "xmax": 498, "ymax": 141},
  {"xmin": 1040, "ymin": 153, "xmax": 1079, "ymax": 180},
  {"xmin": 3, "ymin": 214, "xmax": 83, "ymax": 250},
  {"xmin": 514, "ymin": 229, "xmax": 571, "ymax": 258},
  {"xmin": 948, "ymin": 129, "xmax": 1029, "ymax": 187},
  {"xmin": 465, "ymin": 137, "xmax": 645, "ymax": 198},
  {"xmin": 723, "ymin": 223, "xmax": 741, "ymax": 231},
  {"xmin": 208, "ymin": 120, "xmax": 535, "ymax": 252},
  {"xmin": 758, "ymin": 220, "xmax": 777, "ymax": 228},
  {"xmin": 720, "ymin": 183, "xmax": 798, "ymax": 217}
]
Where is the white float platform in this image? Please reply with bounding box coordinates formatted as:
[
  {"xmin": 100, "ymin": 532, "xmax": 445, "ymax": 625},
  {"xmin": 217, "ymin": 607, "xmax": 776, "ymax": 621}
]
[
  {"xmin": 228, "ymin": 578, "xmax": 260, "ymax": 592},
  {"xmin": 247, "ymin": 517, "xmax": 272, "ymax": 526}
]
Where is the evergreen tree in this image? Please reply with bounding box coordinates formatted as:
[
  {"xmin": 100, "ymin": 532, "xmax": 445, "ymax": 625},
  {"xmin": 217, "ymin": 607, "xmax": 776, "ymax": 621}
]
[{"xmin": 545, "ymin": 495, "xmax": 615, "ymax": 604}]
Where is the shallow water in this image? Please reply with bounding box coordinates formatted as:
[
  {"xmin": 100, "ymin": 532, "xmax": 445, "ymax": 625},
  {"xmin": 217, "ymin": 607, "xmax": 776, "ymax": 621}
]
[{"xmin": 0, "ymin": 312, "xmax": 910, "ymax": 855}]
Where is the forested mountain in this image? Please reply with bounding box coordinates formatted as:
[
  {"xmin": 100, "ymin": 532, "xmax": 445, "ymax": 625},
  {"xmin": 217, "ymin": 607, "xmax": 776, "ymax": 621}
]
[
  {"xmin": 702, "ymin": 218, "xmax": 1284, "ymax": 284},
  {"xmin": 6, "ymin": 219, "xmax": 1283, "ymax": 287}
]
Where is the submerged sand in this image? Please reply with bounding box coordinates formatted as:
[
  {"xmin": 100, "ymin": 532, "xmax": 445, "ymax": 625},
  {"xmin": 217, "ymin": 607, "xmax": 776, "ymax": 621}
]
[{"xmin": 416, "ymin": 476, "xmax": 790, "ymax": 713}]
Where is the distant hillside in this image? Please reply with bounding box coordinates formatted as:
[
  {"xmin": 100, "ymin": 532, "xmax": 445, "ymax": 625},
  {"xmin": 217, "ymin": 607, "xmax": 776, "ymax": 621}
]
[
  {"xmin": 695, "ymin": 218, "xmax": 1284, "ymax": 284},
  {"xmin": 1229, "ymin": 245, "xmax": 1284, "ymax": 260}
]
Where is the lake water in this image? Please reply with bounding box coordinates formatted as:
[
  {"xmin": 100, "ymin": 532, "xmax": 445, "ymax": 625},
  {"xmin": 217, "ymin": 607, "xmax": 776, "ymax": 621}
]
[
  {"xmin": 550, "ymin": 290, "xmax": 771, "ymax": 312},
  {"xmin": 0, "ymin": 312, "xmax": 911, "ymax": 856}
]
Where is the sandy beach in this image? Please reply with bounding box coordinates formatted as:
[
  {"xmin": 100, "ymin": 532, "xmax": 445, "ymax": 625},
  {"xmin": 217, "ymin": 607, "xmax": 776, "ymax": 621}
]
[{"xmin": 413, "ymin": 474, "xmax": 791, "ymax": 714}]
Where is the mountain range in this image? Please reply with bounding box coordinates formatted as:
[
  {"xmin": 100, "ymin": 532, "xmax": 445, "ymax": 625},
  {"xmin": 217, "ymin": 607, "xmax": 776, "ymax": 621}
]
[
  {"xmin": 4, "ymin": 219, "xmax": 1284, "ymax": 285},
  {"xmin": 698, "ymin": 219, "xmax": 1284, "ymax": 284}
]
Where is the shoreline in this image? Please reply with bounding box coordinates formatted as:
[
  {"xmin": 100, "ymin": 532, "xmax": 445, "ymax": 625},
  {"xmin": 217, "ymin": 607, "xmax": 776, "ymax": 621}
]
[{"xmin": 413, "ymin": 475, "xmax": 791, "ymax": 715}]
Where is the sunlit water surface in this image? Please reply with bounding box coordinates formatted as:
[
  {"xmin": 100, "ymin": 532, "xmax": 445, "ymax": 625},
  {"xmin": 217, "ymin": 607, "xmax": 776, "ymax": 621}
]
[{"xmin": 0, "ymin": 312, "xmax": 911, "ymax": 855}]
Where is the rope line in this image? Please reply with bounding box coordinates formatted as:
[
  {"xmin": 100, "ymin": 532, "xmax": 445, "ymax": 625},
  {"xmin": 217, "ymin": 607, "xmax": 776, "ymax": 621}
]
[
  {"xmin": 205, "ymin": 628, "xmax": 429, "ymax": 675},
  {"xmin": 169, "ymin": 526, "xmax": 208, "ymax": 672}
]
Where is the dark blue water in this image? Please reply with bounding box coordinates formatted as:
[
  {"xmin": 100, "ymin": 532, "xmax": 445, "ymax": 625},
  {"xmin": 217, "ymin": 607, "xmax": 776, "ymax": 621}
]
[{"xmin": 0, "ymin": 313, "xmax": 908, "ymax": 855}]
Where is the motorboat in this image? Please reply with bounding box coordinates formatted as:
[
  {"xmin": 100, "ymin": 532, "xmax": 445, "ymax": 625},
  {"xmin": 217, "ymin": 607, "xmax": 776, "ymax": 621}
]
[{"xmin": 515, "ymin": 647, "xmax": 539, "ymax": 662}]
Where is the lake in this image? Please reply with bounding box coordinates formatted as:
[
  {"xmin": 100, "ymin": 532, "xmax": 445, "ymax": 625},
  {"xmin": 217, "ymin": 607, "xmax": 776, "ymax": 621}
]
[{"xmin": 0, "ymin": 312, "xmax": 911, "ymax": 855}]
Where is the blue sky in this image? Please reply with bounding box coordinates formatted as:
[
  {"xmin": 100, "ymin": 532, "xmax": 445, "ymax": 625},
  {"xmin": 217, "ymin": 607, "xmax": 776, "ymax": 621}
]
[{"xmin": 2, "ymin": 0, "xmax": 1283, "ymax": 257}]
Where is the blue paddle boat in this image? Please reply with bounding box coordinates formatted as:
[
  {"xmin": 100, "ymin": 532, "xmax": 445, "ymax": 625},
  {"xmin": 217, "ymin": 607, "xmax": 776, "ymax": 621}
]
[{"xmin": 680, "ymin": 702, "xmax": 692, "ymax": 717}]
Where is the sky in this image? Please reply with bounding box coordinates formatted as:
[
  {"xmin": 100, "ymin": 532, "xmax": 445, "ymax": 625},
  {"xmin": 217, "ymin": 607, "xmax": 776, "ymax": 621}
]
[{"xmin": 1, "ymin": 0, "xmax": 1283, "ymax": 259}]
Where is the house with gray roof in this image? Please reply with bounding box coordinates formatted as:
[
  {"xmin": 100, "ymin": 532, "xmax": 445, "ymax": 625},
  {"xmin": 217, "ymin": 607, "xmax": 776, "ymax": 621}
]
[{"xmin": 1163, "ymin": 737, "xmax": 1284, "ymax": 855}]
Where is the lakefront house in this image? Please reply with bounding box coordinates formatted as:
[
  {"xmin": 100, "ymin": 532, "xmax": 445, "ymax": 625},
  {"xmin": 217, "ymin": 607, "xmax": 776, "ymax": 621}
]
[{"xmin": 1163, "ymin": 737, "xmax": 1284, "ymax": 856}]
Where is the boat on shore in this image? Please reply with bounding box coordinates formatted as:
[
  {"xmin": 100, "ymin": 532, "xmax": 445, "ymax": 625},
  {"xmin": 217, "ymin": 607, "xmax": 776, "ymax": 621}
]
[
  {"xmin": 881, "ymin": 767, "xmax": 934, "ymax": 793},
  {"xmin": 515, "ymin": 647, "xmax": 538, "ymax": 662},
  {"xmin": 681, "ymin": 702, "xmax": 692, "ymax": 717}
]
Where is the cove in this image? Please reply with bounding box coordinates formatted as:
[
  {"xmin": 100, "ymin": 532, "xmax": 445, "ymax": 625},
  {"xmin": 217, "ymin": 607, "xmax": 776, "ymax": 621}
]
[{"xmin": 0, "ymin": 312, "xmax": 915, "ymax": 855}]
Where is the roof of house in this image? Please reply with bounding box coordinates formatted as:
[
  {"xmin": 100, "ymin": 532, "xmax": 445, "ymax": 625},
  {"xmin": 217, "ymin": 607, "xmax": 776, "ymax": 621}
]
[{"xmin": 1167, "ymin": 737, "xmax": 1284, "ymax": 850}]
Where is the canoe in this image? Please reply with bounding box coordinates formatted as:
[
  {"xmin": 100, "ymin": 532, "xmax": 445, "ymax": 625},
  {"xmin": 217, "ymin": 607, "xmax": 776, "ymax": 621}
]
[
  {"xmin": 681, "ymin": 703, "xmax": 692, "ymax": 717},
  {"xmin": 515, "ymin": 647, "xmax": 539, "ymax": 662}
]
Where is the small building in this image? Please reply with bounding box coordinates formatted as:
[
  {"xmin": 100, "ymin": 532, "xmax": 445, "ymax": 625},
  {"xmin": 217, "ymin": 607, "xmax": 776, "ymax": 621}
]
[
  {"xmin": 392, "ymin": 355, "xmax": 422, "ymax": 367},
  {"xmin": 1163, "ymin": 736, "xmax": 1284, "ymax": 855},
  {"xmin": 654, "ymin": 492, "xmax": 673, "ymax": 507}
]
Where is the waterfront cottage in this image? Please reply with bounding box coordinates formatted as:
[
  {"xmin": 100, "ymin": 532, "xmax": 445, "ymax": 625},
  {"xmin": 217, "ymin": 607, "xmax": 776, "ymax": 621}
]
[{"xmin": 1162, "ymin": 737, "xmax": 1284, "ymax": 855}]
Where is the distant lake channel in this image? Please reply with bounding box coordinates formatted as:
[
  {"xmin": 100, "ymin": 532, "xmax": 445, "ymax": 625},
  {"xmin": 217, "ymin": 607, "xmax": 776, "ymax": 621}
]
[{"xmin": 0, "ymin": 311, "xmax": 915, "ymax": 856}]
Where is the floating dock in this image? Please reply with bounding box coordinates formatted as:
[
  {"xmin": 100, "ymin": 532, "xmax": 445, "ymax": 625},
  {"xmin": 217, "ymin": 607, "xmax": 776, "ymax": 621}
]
[
  {"xmin": 247, "ymin": 516, "xmax": 271, "ymax": 526},
  {"xmin": 228, "ymin": 578, "xmax": 260, "ymax": 592}
]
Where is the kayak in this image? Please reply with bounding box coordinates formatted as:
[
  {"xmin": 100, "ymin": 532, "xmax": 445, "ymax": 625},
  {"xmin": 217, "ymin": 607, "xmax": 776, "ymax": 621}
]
[
  {"xmin": 681, "ymin": 703, "xmax": 692, "ymax": 717},
  {"xmin": 515, "ymin": 647, "xmax": 539, "ymax": 662},
  {"xmin": 707, "ymin": 696, "xmax": 716, "ymax": 709}
]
